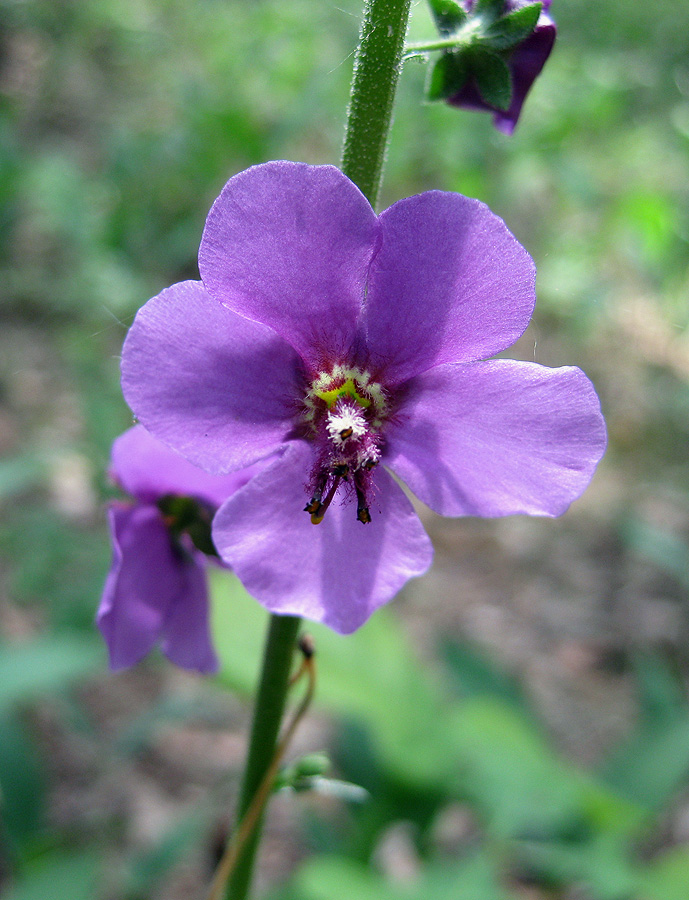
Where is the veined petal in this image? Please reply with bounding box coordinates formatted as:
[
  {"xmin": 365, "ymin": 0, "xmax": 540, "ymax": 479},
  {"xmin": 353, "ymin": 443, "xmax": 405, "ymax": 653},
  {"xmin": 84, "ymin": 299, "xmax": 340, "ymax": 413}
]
[
  {"xmin": 111, "ymin": 425, "xmax": 265, "ymax": 508},
  {"xmin": 98, "ymin": 504, "xmax": 202, "ymax": 669},
  {"xmin": 199, "ymin": 161, "xmax": 380, "ymax": 366},
  {"xmin": 385, "ymin": 361, "xmax": 607, "ymax": 517},
  {"xmin": 362, "ymin": 191, "xmax": 536, "ymax": 383},
  {"xmin": 211, "ymin": 441, "xmax": 433, "ymax": 634},
  {"xmin": 121, "ymin": 280, "xmax": 300, "ymax": 474}
]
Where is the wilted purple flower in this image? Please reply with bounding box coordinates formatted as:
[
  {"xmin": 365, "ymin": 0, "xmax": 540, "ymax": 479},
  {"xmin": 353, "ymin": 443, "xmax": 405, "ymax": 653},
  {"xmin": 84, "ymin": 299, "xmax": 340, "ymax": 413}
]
[
  {"xmin": 98, "ymin": 425, "xmax": 258, "ymax": 672},
  {"xmin": 121, "ymin": 161, "xmax": 605, "ymax": 634},
  {"xmin": 448, "ymin": 1, "xmax": 557, "ymax": 134}
]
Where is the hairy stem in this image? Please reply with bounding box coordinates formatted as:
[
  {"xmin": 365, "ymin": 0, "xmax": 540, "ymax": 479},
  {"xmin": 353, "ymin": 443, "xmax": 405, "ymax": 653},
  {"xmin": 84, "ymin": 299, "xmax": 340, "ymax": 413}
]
[{"xmin": 341, "ymin": 0, "xmax": 412, "ymax": 207}]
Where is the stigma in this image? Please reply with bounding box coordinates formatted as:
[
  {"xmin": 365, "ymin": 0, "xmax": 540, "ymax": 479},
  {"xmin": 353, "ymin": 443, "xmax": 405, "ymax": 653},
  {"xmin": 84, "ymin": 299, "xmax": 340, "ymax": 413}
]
[{"xmin": 301, "ymin": 365, "xmax": 387, "ymax": 525}]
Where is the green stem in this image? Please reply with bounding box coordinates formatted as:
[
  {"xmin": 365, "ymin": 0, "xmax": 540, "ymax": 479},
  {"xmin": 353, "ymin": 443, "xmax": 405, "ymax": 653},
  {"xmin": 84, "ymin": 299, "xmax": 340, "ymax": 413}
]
[
  {"xmin": 224, "ymin": 613, "xmax": 301, "ymax": 900},
  {"xmin": 341, "ymin": 0, "xmax": 412, "ymax": 207},
  {"xmin": 405, "ymin": 36, "xmax": 471, "ymax": 52}
]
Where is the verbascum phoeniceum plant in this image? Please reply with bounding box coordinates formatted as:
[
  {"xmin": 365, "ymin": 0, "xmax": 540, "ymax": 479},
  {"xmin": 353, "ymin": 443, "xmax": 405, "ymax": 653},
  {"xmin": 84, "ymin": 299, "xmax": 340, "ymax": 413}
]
[{"xmin": 99, "ymin": 1, "xmax": 606, "ymax": 897}]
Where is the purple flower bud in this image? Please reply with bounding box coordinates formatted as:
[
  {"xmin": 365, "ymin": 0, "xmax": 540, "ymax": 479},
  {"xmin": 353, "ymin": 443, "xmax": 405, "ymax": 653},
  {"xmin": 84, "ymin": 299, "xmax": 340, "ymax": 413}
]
[{"xmin": 447, "ymin": 1, "xmax": 556, "ymax": 133}]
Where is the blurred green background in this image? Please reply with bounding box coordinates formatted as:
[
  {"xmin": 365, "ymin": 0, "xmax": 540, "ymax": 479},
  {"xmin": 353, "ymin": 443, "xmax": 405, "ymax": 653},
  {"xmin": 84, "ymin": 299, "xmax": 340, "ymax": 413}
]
[{"xmin": 1, "ymin": 0, "xmax": 689, "ymax": 897}]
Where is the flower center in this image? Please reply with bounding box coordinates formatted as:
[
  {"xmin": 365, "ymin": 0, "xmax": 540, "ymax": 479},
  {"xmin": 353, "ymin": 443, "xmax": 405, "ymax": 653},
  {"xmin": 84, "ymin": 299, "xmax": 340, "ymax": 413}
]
[{"xmin": 301, "ymin": 366, "xmax": 387, "ymax": 525}]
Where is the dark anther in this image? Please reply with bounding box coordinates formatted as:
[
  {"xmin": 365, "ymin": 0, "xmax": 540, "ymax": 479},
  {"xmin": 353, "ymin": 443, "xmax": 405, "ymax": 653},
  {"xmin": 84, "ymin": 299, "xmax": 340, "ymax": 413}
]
[
  {"xmin": 339, "ymin": 427, "xmax": 353, "ymax": 440},
  {"xmin": 332, "ymin": 463, "xmax": 349, "ymax": 478},
  {"xmin": 362, "ymin": 458, "xmax": 378, "ymax": 470},
  {"xmin": 355, "ymin": 484, "xmax": 371, "ymax": 524},
  {"xmin": 309, "ymin": 475, "xmax": 342, "ymax": 524},
  {"xmin": 304, "ymin": 471, "xmax": 328, "ymax": 514}
]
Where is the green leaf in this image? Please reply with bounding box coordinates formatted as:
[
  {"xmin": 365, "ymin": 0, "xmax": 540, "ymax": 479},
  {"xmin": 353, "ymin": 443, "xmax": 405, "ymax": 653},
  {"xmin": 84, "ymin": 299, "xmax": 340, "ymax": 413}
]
[
  {"xmin": 597, "ymin": 713, "xmax": 689, "ymax": 810},
  {"xmin": 211, "ymin": 572, "xmax": 456, "ymax": 789},
  {"xmin": 428, "ymin": 0, "xmax": 468, "ymax": 36},
  {"xmin": 471, "ymin": 47, "xmax": 513, "ymax": 110},
  {"xmin": 444, "ymin": 698, "xmax": 586, "ymax": 838},
  {"xmin": 427, "ymin": 52, "xmax": 471, "ymax": 103},
  {"xmin": 440, "ymin": 639, "xmax": 532, "ymax": 714},
  {"xmin": 515, "ymin": 837, "xmax": 639, "ymax": 900},
  {"xmin": 483, "ymin": 2, "xmax": 542, "ymax": 50},
  {"xmin": 0, "ymin": 636, "xmax": 103, "ymax": 712},
  {"xmin": 268, "ymin": 852, "xmax": 522, "ymax": 900},
  {"xmin": 3, "ymin": 851, "xmax": 99, "ymax": 900},
  {"xmin": 0, "ymin": 714, "xmax": 46, "ymax": 854},
  {"xmin": 639, "ymin": 848, "xmax": 689, "ymax": 900}
]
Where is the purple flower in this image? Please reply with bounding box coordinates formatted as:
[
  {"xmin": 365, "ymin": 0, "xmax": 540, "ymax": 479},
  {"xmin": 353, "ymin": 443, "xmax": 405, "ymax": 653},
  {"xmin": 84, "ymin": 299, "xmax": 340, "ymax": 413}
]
[
  {"xmin": 98, "ymin": 425, "xmax": 258, "ymax": 672},
  {"xmin": 121, "ymin": 161, "xmax": 606, "ymax": 634},
  {"xmin": 448, "ymin": 1, "xmax": 557, "ymax": 134}
]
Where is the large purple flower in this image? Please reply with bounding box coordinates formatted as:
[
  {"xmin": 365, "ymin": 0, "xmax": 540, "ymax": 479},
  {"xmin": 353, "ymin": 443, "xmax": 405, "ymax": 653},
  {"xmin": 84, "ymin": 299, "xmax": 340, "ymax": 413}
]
[
  {"xmin": 448, "ymin": 1, "xmax": 557, "ymax": 134},
  {"xmin": 98, "ymin": 425, "xmax": 258, "ymax": 672},
  {"xmin": 121, "ymin": 161, "xmax": 606, "ymax": 634}
]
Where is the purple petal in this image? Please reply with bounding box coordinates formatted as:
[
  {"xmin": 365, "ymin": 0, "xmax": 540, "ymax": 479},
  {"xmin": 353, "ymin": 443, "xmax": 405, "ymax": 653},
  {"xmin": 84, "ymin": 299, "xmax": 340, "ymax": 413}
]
[
  {"xmin": 98, "ymin": 504, "xmax": 194, "ymax": 668},
  {"xmin": 362, "ymin": 192, "xmax": 536, "ymax": 384},
  {"xmin": 111, "ymin": 425, "xmax": 265, "ymax": 508},
  {"xmin": 98, "ymin": 504, "xmax": 217, "ymax": 673},
  {"xmin": 159, "ymin": 559, "xmax": 218, "ymax": 674},
  {"xmin": 211, "ymin": 441, "xmax": 433, "ymax": 634},
  {"xmin": 385, "ymin": 361, "xmax": 607, "ymax": 517},
  {"xmin": 121, "ymin": 280, "xmax": 300, "ymax": 474},
  {"xmin": 199, "ymin": 161, "xmax": 379, "ymax": 367}
]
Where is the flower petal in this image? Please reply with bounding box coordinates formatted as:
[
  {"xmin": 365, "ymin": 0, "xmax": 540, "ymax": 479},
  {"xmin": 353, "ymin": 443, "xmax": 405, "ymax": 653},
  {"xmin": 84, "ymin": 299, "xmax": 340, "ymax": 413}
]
[
  {"xmin": 121, "ymin": 280, "xmax": 300, "ymax": 474},
  {"xmin": 385, "ymin": 361, "xmax": 607, "ymax": 517},
  {"xmin": 98, "ymin": 504, "xmax": 205, "ymax": 669},
  {"xmin": 211, "ymin": 441, "xmax": 433, "ymax": 633},
  {"xmin": 111, "ymin": 425, "xmax": 265, "ymax": 508},
  {"xmin": 159, "ymin": 559, "xmax": 218, "ymax": 674},
  {"xmin": 199, "ymin": 161, "xmax": 380, "ymax": 367},
  {"xmin": 362, "ymin": 191, "xmax": 536, "ymax": 383}
]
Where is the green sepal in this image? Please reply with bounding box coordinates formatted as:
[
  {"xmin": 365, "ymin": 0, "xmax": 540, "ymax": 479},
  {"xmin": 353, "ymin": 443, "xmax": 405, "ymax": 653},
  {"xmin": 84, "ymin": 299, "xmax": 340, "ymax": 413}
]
[
  {"xmin": 483, "ymin": 1, "xmax": 542, "ymax": 50},
  {"xmin": 471, "ymin": 46, "xmax": 512, "ymax": 109},
  {"xmin": 426, "ymin": 51, "xmax": 471, "ymax": 102},
  {"xmin": 157, "ymin": 493, "xmax": 217, "ymax": 557},
  {"xmin": 427, "ymin": 0, "xmax": 468, "ymax": 36},
  {"xmin": 473, "ymin": 0, "xmax": 506, "ymax": 23}
]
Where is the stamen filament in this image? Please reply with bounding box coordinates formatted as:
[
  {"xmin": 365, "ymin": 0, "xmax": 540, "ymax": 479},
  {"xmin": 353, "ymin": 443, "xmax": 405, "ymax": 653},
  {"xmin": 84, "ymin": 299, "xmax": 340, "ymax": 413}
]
[{"xmin": 310, "ymin": 475, "xmax": 342, "ymax": 525}]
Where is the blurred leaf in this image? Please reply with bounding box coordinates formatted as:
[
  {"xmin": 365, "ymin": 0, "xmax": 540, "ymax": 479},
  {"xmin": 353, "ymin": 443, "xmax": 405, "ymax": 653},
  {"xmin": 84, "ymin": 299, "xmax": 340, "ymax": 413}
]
[
  {"xmin": 444, "ymin": 698, "xmax": 586, "ymax": 838},
  {"xmin": 440, "ymin": 639, "xmax": 532, "ymax": 715},
  {"xmin": 597, "ymin": 712, "xmax": 689, "ymax": 810},
  {"xmin": 619, "ymin": 517, "xmax": 689, "ymax": 589},
  {"xmin": 0, "ymin": 456, "xmax": 46, "ymax": 501},
  {"xmin": 270, "ymin": 852, "xmax": 521, "ymax": 900},
  {"xmin": 125, "ymin": 811, "xmax": 206, "ymax": 899},
  {"xmin": 211, "ymin": 571, "xmax": 456, "ymax": 788},
  {"xmin": 0, "ymin": 637, "xmax": 103, "ymax": 712},
  {"xmin": 515, "ymin": 836, "xmax": 638, "ymax": 900},
  {"xmin": 597, "ymin": 654, "xmax": 689, "ymax": 809},
  {"xmin": 0, "ymin": 714, "xmax": 46, "ymax": 854},
  {"xmin": 639, "ymin": 847, "xmax": 689, "ymax": 900},
  {"xmin": 3, "ymin": 851, "xmax": 99, "ymax": 900}
]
